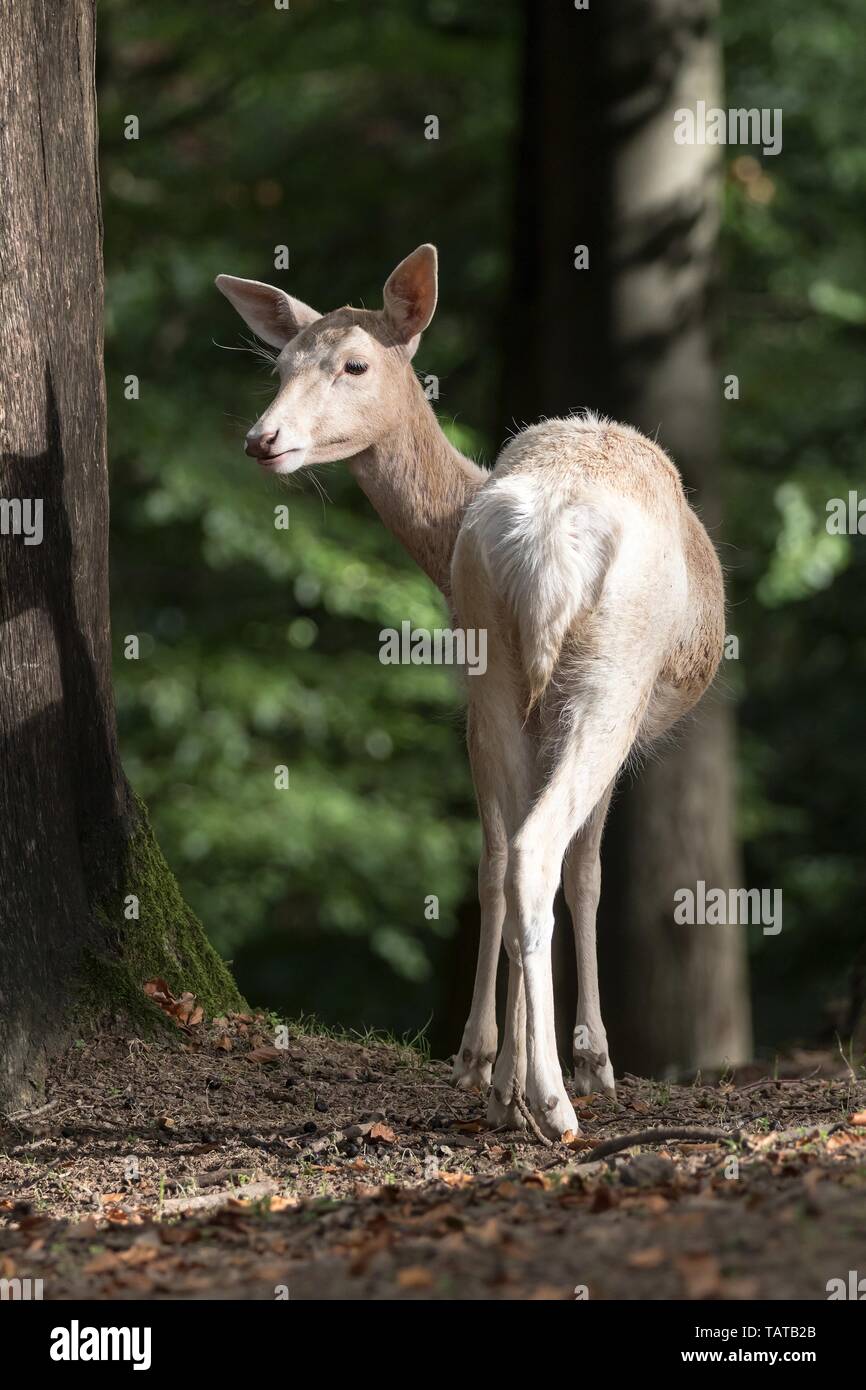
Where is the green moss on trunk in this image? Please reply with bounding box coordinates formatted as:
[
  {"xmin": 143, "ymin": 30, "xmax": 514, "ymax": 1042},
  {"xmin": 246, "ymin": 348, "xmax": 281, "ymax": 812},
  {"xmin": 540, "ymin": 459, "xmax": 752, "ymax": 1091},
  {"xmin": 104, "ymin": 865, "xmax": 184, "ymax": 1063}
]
[{"xmin": 78, "ymin": 795, "xmax": 245, "ymax": 1034}]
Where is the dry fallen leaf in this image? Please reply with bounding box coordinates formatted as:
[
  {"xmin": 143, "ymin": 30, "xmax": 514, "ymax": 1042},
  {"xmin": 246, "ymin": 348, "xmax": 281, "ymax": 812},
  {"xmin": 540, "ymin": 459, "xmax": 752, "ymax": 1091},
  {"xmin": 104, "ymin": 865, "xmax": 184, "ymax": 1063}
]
[
  {"xmin": 367, "ymin": 1122, "xmax": 396, "ymax": 1144},
  {"xmin": 267, "ymin": 1195, "xmax": 298, "ymax": 1212},
  {"xmin": 827, "ymin": 1131, "xmax": 857, "ymax": 1152},
  {"xmin": 119, "ymin": 1242, "xmax": 158, "ymax": 1267},
  {"xmin": 850, "ymin": 1111, "xmax": 866, "ymax": 1127},
  {"xmin": 158, "ymin": 1226, "xmax": 202, "ymax": 1246},
  {"xmin": 403, "ymin": 1201, "xmax": 460, "ymax": 1228},
  {"xmin": 627, "ymin": 1245, "xmax": 666, "ymax": 1270},
  {"xmin": 246, "ymin": 1046, "xmax": 282, "ymax": 1064},
  {"xmin": 439, "ymin": 1170, "xmax": 472, "ymax": 1188},
  {"xmin": 397, "ymin": 1266, "xmax": 434, "ymax": 1289},
  {"xmin": 171, "ymin": 992, "xmax": 196, "ymax": 1023},
  {"xmin": 84, "ymin": 1251, "xmax": 121, "ymax": 1275},
  {"xmin": 143, "ymin": 979, "xmax": 206, "ymax": 1032},
  {"xmin": 143, "ymin": 977, "xmax": 173, "ymax": 1004}
]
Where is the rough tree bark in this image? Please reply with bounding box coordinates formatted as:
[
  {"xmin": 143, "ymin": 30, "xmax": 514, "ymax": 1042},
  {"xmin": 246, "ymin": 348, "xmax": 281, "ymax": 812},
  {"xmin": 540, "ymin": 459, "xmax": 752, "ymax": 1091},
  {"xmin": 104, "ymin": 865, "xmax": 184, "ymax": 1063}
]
[
  {"xmin": 499, "ymin": 0, "xmax": 751, "ymax": 1074},
  {"xmin": 0, "ymin": 0, "xmax": 242, "ymax": 1112}
]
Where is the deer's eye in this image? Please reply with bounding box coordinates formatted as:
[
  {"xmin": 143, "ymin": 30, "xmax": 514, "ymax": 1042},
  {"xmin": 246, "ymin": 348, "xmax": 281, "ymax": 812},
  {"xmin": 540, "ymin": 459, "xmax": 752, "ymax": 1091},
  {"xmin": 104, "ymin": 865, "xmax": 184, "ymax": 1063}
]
[{"xmin": 344, "ymin": 359, "xmax": 368, "ymax": 376}]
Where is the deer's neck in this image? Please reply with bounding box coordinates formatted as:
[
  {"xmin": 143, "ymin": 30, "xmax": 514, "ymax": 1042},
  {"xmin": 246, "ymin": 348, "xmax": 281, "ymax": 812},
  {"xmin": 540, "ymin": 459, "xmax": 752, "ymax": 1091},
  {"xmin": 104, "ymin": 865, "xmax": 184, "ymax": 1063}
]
[{"xmin": 349, "ymin": 382, "xmax": 486, "ymax": 598}]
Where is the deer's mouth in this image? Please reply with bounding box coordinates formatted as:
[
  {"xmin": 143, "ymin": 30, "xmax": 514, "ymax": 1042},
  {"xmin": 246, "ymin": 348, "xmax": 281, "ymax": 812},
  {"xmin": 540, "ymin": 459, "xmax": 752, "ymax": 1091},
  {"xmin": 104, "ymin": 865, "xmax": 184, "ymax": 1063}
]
[{"xmin": 256, "ymin": 447, "xmax": 308, "ymax": 473}]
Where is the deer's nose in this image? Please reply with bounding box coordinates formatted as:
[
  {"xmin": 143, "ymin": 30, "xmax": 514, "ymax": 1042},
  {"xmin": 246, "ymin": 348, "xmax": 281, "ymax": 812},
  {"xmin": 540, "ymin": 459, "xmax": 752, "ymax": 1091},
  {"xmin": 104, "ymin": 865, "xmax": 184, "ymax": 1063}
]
[{"xmin": 245, "ymin": 427, "xmax": 281, "ymax": 459}]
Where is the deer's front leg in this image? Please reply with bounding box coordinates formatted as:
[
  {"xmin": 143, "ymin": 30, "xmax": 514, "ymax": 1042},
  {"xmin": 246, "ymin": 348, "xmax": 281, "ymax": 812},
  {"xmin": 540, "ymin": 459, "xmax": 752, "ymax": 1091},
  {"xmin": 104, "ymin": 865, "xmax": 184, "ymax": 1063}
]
[
  {"xmin": 452, "ymin": 684, "xmax": 533, "ymax": 1094},
  {"xmin": 452, "ymin": 842, "xmax": 504, "ymax": 1091}
]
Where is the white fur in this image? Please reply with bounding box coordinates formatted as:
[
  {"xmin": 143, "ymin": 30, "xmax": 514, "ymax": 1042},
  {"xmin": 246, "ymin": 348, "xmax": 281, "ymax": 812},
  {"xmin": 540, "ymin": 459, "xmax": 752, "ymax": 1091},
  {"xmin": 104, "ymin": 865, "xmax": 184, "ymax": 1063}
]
[
  {"xmin": 451, "ymin": 414, "xmax": 722, "ymax": 1139},
  {"xmin": 467, "ymin": 475, "xmax": 620, "ymax": 705}
]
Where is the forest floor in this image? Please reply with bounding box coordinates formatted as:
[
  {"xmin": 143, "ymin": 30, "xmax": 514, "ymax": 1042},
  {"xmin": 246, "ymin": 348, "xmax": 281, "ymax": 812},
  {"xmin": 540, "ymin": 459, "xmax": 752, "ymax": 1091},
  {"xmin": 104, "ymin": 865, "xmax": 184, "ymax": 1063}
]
[{"xmin": 1, "ymin": 998, "xmax": 865, "ymax": 1301}]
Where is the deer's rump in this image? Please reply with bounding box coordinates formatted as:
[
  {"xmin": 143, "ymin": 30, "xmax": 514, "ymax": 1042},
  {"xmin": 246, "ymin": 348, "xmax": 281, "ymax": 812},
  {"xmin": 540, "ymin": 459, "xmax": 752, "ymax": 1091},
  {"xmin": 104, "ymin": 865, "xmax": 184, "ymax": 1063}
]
[{"xmin": 454, "ymin": 413, "xmax": 710, "ymax": 713}]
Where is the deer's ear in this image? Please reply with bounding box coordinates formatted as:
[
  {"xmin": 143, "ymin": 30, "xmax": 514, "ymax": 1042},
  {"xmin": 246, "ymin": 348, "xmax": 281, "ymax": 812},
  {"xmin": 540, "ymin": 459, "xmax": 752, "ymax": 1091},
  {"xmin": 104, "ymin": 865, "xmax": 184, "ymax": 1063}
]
[
  {"xmin": 382, "ymin": 244, "xmax": 437, "ymax": 345},
  {"xmin": 215, "ymin": 275, "xmax": 320, "ymax": 349}
]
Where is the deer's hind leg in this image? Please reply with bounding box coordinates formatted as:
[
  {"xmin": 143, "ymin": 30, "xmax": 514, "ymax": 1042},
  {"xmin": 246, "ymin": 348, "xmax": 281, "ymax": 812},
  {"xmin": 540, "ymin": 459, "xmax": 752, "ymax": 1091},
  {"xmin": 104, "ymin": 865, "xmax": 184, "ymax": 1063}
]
[
  {"xmin": 564, "ymin": 784, "xmax": 616, "ymax": 1098},
  {"xmin": 506, "ymin": 677, "xmax": 652, "ymax": 1138},
  {"xmin": 562, "ymin": 683, "xmax": 695, "ymax": 1100}
]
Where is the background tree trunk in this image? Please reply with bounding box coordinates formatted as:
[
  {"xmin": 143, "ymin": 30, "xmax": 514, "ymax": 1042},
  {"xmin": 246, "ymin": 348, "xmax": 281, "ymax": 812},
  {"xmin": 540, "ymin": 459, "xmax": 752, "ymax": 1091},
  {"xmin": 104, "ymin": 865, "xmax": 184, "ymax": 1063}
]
[
  {"xmin": 499, "ymin": 0, "xmax": 752, "ymax": 1074},
  {"xmin": 0, "ymin": 0, "xmax": 242, "ymax": 1112}
]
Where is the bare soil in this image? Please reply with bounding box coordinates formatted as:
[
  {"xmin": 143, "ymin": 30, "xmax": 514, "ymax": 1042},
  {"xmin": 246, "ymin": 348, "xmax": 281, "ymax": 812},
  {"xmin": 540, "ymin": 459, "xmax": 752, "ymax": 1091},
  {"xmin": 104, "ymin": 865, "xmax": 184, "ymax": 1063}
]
[{"xmin": 1, "ymin": 1011, "xmax": 865, "ymax": 1301}]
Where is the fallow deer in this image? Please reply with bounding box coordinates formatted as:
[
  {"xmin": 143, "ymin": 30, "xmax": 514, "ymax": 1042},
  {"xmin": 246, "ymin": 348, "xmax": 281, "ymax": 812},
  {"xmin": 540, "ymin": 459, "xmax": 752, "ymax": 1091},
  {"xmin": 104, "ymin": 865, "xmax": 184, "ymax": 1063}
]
[{"xmin": 216, "ymin": 244, "xmax": 725, "ymax": 1139}]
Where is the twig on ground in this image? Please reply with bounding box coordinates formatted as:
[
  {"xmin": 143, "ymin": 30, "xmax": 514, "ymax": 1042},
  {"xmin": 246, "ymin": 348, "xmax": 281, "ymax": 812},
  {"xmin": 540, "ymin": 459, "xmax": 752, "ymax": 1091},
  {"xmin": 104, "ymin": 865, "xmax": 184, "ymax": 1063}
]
[
  {"xmin": 159, "ymin": 1180, "xmax": 278, "ymax": 1214},
  {"xmin": 4, "ymin": 1098, "xmax": 59, "ymax": 1124},
  {"xmin": 511, "ymin": 1091, "xmax": 556, "ymax": 1147},
  {"xmin": 574, "ymin": 1126, "xmax": 740, "ymax": 1166},
  {"xmin": 737, "ymin": 1066, "xmax": 822, "ymax": 1094}
]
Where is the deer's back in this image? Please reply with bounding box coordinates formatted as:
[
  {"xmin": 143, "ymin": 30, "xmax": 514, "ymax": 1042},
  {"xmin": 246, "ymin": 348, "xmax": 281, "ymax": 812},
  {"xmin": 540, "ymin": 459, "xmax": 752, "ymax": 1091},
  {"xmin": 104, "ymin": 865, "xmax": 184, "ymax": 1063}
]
[{"xmin": 491, "ymin": 413, "xmax": 685, "ymax": 520}]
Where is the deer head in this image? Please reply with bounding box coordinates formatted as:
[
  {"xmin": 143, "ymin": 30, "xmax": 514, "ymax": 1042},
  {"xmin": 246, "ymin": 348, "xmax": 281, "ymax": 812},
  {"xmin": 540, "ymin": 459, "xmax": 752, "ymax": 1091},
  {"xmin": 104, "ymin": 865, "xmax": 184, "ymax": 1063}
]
[{"xmin": 215, "ymin": 244, "xmax": 438, "ymax": 474}]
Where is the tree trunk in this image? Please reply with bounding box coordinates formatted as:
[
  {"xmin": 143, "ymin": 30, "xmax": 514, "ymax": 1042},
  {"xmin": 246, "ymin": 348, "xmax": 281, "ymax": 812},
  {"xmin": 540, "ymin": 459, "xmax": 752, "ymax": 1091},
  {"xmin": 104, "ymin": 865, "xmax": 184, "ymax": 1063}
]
[
  {"xmin": 0, "ymin": 0, "xmax": 242, "ymax": 1112},
  {"xmin": 499, "ymin": 0, "xmax": 751, "ymax": 1075}
]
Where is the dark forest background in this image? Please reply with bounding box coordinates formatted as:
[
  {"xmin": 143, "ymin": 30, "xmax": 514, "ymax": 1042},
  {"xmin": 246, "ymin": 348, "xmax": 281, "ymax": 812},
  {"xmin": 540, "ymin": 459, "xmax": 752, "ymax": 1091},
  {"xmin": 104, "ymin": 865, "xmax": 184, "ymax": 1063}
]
[{"xmin": 96, "ymin": 0, "xmax": 865, "ymax": 1064}]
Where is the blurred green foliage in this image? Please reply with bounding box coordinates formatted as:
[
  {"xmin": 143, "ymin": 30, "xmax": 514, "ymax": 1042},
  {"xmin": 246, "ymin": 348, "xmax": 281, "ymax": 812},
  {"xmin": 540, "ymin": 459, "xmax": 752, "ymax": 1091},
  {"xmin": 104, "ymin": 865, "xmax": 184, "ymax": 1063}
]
[
  {"xmin": 99, "ymin": 0, "xmax": 514, "ymax": 1040},
  {"xmin": 99, "ymin": 0, "xmax": 864, "ymax": 1051}
]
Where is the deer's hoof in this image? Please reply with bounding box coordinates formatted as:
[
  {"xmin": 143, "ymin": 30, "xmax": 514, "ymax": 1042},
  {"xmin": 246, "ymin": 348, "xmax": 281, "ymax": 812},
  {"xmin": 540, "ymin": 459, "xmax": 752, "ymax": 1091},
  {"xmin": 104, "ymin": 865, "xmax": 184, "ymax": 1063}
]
[
  {"xmin": 451, "ymin": 1044, "xmax": 495, "ymax": 1092},
  {"xmin": 487, "ymin": 1086, "xmax": 526, "ymax": 1130},
  {"xmin": 531, "ymin": 1089, "xmax": 579, "ymax": 1142},
  {"xmin": 573, "ymin": 1045, "xmax": 616, "ymax": 1099}
]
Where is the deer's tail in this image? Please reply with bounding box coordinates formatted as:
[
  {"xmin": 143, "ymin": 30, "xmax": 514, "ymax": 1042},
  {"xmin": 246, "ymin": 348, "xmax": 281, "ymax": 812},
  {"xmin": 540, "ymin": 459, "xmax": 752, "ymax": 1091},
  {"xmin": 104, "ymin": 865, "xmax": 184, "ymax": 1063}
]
[{"xmin": 467, "ymin": 475, "xmax": 620, "ymax": 710}]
